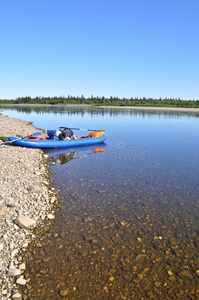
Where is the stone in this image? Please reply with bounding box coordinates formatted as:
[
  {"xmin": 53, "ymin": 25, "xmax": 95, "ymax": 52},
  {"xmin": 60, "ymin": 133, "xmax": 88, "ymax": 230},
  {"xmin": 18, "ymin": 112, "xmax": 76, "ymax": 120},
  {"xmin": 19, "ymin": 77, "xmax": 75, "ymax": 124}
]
[
  {"xmin": 28, "ymin": 186, "xmax": 40, "ymax": 193},
  {"xmin": 19, "ymin": 263, "xmax": 26, "ymax": 270},
  {"xmin": 136, "ymin": 254, "xmax": 148, "ymax": 261},
  {"xmin": 155, "ymin": 257, "xmax": 162, "ymax": 263},
  {"xmin": 132, "ymin": 266, "xmax": 137, "ymax": 272},
  {"xmin": 47, "ymin": 213, "xmax": 55, "ymax": 220},
  {"xmin": 16, "ymin": 277, "xmax": 27, "ymax": 285},
  {"xmin": 0, "ymin": 208, "xmax": 7, "ymax": 215},
  {"xmin": 178, "ymin": 270, "xmax": 193, "ymax": 281},
  {"xmin": 8, "ymin": 268, "xmax": 21, "ymax": 276},
  {"xmin": 12, "ymin": 293, "xmax": 22, "ymax": 300},
  {"xmin": 196, "ymin": 270, "xmax": 199, "ymax": 276},
  {"xmin": 0, "ymin": 243, "xmax": 4, "ymax": 250},
  {"xmin": 168, "ymin": 271, "xmax": 174, "ymax": 276},
  {"xmin": 14, "ymin": 216, "xmax": 36, "ymax": 229},
  {"xmin": 60, "ymin": 289, "xmax": 69, "ymax": 296},
  {"xmin": 84, "ymin": 236, "xmax": 95, "ymax": 242},
  {"xmin": 11, "ymin": 249, "xmax": 19, "ymax": 257},
  {"xmin": 138, "ymin": 273, "xmax": 144, "ymax": 280},
  {"xmin": 50, "ymin": 196, "xmax": 56, "ymax": 203},
  {"xmin": 2, "ymin": 290, "xmax": 8, "ymax": 295},
  {"xmin": 109, "ymin": 276, "xmax": 115, "ymax": 282}
]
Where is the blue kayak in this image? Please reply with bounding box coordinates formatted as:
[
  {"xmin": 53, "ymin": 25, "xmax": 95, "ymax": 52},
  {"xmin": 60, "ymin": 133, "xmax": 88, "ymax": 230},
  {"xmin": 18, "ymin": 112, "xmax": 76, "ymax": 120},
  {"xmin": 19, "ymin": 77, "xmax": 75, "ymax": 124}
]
[{"xmin": 8, "ymin": 135, "xmax": 107, "ymax": 149}]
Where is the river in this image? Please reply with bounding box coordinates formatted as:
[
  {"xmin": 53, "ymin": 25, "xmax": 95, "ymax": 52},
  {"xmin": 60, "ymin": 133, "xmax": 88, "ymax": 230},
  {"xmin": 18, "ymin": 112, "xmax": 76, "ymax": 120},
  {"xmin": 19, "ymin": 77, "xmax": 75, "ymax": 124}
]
[{"xmin": 1, "ymin": 105, "xmax": 199, "ymax": 299}]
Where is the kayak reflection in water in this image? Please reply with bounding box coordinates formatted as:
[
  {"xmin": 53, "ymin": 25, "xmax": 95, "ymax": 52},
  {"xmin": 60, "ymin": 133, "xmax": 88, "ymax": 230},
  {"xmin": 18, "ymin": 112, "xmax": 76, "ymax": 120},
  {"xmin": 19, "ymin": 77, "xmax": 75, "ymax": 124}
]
[
  {"xmin": 55, "ymin": 151, "xmax": 78, "ymax": 164},
  {"xmin": 49, "ymin": 146, "xmax": 105, "ymax": 165}
]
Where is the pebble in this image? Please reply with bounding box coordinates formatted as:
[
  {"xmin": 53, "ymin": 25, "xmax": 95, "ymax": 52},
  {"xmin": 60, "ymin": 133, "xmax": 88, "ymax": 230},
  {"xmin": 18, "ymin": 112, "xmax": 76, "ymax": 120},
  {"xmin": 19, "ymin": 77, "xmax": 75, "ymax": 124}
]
[
  {"xmin": 19, "ymin": 263, "xmax": 26, "ymax": 270},
  {"xmin": 178, "ymin": 270, "xmax": 193, "ymax": 281},
  {"xmin": 168, "ymin": 271, "xmax": 174, "ymax": 276},
  {"xmin": 60, "ymin": 289, "xmax": 69, "ymax": 296},
  {"xmin": 47, "ymin": 213, "xmax": 55, "ymax": 220},
  {"xmin": 14, "ymin": 215, "xmax": 37, "ymax": 229},
  {"xmin": 109, "ymin": 276, "xmax": 115, "ymax": 282},
  {"xmin": 12, "ymin": 293, "xmax": 22, "ymax": 300},
  {"xmin": 0, "ymin": 208, "xmax": 7, "ymax": 215},
  {"xmin": 16, "ymin": 277, "xmax": 27, "ymax": 285},
  {"xmin": 103, "ymin": 286, "xmax": 108, "ymax": 292},
  {"xmin": 0, "ymin": 113, "xmax": 57, "ymax": 297},
  {"xmin": 7, "ymin": 269, "xmax": 21, "ymax": 277}
]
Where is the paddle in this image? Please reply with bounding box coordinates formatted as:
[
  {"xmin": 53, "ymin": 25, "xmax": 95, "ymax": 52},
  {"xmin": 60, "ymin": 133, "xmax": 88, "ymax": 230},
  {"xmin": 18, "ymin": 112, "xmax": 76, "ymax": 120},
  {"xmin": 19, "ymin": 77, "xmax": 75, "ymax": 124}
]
[
  {"xmin": 59, "ymin": 127, "xmax": 103, "ymax": 132},
  {"xmin": 2, "ymin": 132, "xmax": 41, "ymax": 145}
]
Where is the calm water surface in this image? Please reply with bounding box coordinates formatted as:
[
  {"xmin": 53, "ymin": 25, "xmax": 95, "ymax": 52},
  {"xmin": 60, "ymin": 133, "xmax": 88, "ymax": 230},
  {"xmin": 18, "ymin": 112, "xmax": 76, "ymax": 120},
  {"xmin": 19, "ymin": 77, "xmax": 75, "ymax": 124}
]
[{"xmin": 1, "ymin": 106, "xmax": 199, "ymax": 299}]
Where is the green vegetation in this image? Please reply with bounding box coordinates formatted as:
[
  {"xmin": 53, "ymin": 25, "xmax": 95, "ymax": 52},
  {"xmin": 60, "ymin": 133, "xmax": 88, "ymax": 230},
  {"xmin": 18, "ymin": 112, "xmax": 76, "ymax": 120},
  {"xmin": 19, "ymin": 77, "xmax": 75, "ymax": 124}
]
[{"xmin": 0, "ymin": 96, "xmax": 199, "ymax": 108}]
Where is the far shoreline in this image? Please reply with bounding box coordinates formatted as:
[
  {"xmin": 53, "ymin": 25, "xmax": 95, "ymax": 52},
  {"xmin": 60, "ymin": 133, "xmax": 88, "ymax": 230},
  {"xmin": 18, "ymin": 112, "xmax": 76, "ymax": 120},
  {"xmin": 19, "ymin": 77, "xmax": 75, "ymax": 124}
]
[{"xmin": 1, "ymin": 103, "xmax": 199, "ymax": 113}]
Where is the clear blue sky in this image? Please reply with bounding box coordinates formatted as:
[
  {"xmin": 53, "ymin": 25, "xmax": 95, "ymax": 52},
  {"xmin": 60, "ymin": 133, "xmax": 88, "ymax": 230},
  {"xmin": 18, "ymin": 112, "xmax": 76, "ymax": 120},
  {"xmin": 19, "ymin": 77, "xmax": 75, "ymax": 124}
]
[{"xmin": 0, "ymin": 0, "xmax": 199, "ymax": 100}]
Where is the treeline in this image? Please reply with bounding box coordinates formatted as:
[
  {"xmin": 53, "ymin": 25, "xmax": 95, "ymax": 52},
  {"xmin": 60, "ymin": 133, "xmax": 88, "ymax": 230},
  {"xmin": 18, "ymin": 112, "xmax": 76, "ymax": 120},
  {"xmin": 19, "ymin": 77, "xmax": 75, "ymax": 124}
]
[{"xmin": 0, "ymin": 96, "xmax": 199, "ymax": 108}]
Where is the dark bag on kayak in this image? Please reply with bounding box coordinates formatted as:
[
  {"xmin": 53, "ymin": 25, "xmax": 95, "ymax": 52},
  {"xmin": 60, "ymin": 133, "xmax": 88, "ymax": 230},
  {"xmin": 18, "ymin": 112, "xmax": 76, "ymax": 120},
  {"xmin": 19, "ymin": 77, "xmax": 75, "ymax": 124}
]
[{"xmin": 62, "ymin": 128, "xmax": 73, "ymax": 138}]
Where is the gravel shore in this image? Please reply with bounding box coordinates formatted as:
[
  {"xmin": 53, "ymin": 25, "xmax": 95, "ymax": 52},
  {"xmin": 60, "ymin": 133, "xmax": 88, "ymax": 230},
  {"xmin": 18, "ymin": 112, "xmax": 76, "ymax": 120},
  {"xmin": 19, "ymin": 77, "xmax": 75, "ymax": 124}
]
[{"xmin": 0, "ymin": 113, "xmax": 57, "ymax": 300}]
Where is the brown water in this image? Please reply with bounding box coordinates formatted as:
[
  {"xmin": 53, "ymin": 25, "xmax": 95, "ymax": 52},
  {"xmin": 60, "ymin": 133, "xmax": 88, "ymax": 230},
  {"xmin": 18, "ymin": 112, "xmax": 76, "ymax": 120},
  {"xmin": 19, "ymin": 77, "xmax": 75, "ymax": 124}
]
[{"xmin": 2, "ymin": 106, "xmax": 199, "ymax": 299}]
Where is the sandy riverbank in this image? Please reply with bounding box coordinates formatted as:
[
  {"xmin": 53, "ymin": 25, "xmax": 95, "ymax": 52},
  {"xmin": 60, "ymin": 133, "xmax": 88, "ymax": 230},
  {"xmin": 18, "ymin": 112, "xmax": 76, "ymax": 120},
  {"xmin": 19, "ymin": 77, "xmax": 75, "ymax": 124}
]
[
  {"xmin": 98, "ymin": 106, "xmax": 199, "ymax": 112},
  {"xmin": 1, "ymin": 104, "xmax": 199, "ymax": 113},
  {"xmin": 0, "ymin": 114, "xmax": 58, "ymax": 300}
]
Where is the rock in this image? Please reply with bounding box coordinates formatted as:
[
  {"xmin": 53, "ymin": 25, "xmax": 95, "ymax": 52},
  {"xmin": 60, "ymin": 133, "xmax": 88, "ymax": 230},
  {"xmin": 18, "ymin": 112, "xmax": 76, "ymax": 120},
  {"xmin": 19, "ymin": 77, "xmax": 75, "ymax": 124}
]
[
  {"xmin": 50, "ymin": 196, "xmax": 56, "ymax": 203},
  {"xmin": 16, "ymin": 277, "xmax": 27, "ymax": 285},
  {"xmin": 47, "ymin": 213, "xmax": 55, "ymax": 220},
  {"xmin": 132, "ymin": 266, "xmax": 137, "ymax": 272},
  {"xmin": 136, "ymin": 254, "xmax": 148, "ymax": 261},
  {"xmin": 196, "ymin": 270, "xmax": 199, "ymax": 276},
  {"xmin": 0, "ymin": 208, "xmax": 7, "ymax": 215},
  {"xmin": 10, "ymin": 241, "xmax": 15, "ymax": 250},
  {"xmin": 142, "ymin": 268, "xmax": 149, "ymax": 273},
  {"xmin": 11, "ymin": 249, "xmax": 19, "ymax": 257},
  {"xmin": 178, "ymin": 270, "xmax": 193, "ymax": 281},
  {"xmin": 8, "ymin": 268, "xmax": 21, "ymax": 276},
  {"xmin": 84, "ymin": 236, "xmax": 95, "ymax": 242},
  {"xmin": 168, "ymin": 276, "xmax": 176, "ymax": 282},
  {"xmin": 138, "ymin": 273, "xmax": 144, "ymax": 280},
  {"xmin": 91, "ymin": 239, "xmax": 98, "ymax": 244},
  {"xmin": 14, "ymin": 215, "xmax": 36, "ymax": 229},
  {"xmin": 155, "ymin": 257, "xmax": 162, "ymax": 263},
  {"xmin": 60, "ymin": 289, "xmax": 69, "ymax": 296},
  {"xmin": 109, "ymin": 276, "xmax": 115, "ymax": 282},
  {"xmin": 0, "ymin": 243, "xmax": 4, "ymax": 250},
  {"xmin": 19, "ymin": 263, "xmax": 26, "ymax": 270},
  {"xmin": 168, "ymin": 271, "xmax": 174, "ymax": 276},
  {"xmin": 28, "ymin": 186, "xmax": 40, "ymax": 193},
  {"xmin": 12, "ymin": 293, "xmax": 22, "ymax": 300},
  {"xmin": 2, "ymin": 290, "xmax": 8, "ymax": 295}
]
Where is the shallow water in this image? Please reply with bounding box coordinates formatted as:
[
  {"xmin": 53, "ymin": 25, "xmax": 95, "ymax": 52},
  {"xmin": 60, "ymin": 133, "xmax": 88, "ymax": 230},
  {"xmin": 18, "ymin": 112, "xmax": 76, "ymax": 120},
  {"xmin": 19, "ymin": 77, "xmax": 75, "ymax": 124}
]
[{"xmin": 1, "ymin": 105, "xmax": 199, "ymax": 299}]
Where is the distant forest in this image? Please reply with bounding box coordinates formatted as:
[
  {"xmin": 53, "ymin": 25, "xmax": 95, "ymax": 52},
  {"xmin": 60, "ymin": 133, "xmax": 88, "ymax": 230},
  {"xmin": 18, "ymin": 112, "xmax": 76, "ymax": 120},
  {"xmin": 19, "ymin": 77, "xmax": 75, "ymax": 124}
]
[{"xmin": 0, "ymin": 96, "xmax": 199, "ymax": 108}]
